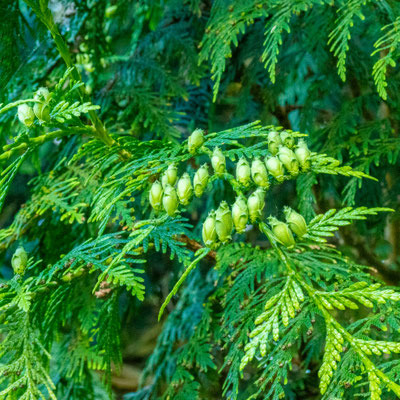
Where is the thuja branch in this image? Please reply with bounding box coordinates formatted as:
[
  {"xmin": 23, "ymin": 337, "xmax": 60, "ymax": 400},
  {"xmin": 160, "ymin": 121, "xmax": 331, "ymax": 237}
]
[
  {"xmin": 0, "ymin": 127, "xmax": 94, "ymax": 162},
  {"xmin": 0, "ymin": 99, "xmax": 41, "ymax": 116},
  {"xmin": 23, "ymin": 0, "xmax": 114, "ymax": 148},
  {"xmin": 309, "ymin": 287, "xmax": 400, "ymax": 397},
  {"xmin": 158, "ymin": 247, "xmax": 211, "ymax": 320},
  {"xmin": 259, "ymin": 222, "xmax": 400, "ymax": 397}
]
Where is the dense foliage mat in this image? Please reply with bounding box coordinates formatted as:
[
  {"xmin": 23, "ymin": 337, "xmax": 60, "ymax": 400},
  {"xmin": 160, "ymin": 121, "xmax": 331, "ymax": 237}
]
[{"xmin": 1, "ymin": 1, "xmax": 400, "ymax": 399}]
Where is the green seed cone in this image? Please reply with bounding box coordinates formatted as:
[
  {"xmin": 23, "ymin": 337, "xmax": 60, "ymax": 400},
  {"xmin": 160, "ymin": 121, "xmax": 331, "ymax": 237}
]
[
  {"xmin": 188, "ymin": 128, "xmax": 205, "ymax": 154},
  {"xmin": 278, "ymin": 146, "xmax": 299, "ymax": 176},
  {"xmin": 33, "ymin": 88, "xmax": 51, "ymax": 122},
  {"xmin": 211, "ymin": 147, "xmax": 226, "ymax": 174},
  {"xmin": 215, "ymin": 201, "xmax": 233, "ymax": 242},
  {"xmin": 34, "ymin": 87, "xmax": 51, "ymax": 102},
  {"xmin": 194, "ymin": 164, "xmax": 209, "ymax": 197},
  {"xmin": 17, "ymin": 104, "xmax": 35, "ymax": 127},
  {"xmin": 265, "ymin": 156, "xmax": 285, "ymax": 182},
  {"xmin": 162, "ymin": 185, "xmax": 179, "ymax": 216},
  {"xmin": 255, "ymin": 187, "xmax": 266, "ymax": 202},
  {"xmin": 268, "ymin": 131, "xmax": 282, "ymax": 155},
  {"xmin": 12, "ymin": 247, "xmax": 28, "ymax": 275},
  {"xmin": 202, "ymin": 211, "xmax": 217, "ymax": 247},
  {"xmin": 295, "ymin": 139, "xmax": 311, "ymax": 171},
  {"xmin": 236, "ymin": 157, "xmax": 251, "ymax": 186},
  {"xmin": 232, "ymin": 196, "xmax": 249, "ymax": 233},
  {"xmin": 284, "ymin": 207, "xmax": 307, "ymax": 237},
  {"xmin": 251, "ymin": 158, "xmax": 269, "ymax": 188},
  {"xmin": 149, "ymin": 181, "xmax": 163, "ymax": 211},
  {"xmin": 280, "ymin": 131, "xmax": 295, "ymax": 148},
  {"xmin": 247, "ymin": 188, "xmax": 265, "ymax": 223},
  {"xmin": 33, "ymin": 103, "xmax": 50, "ymax": 122},
  {"xmin": 268, "ymin": 217, "xmax": 295, "ymax": 248},
  {"xmin": 161, "ymin": 164, "xmax": 178, "ymax": 188},
  {"xmin": 177, "ymin": 173, "xmax": 193, "ymax": 205}
]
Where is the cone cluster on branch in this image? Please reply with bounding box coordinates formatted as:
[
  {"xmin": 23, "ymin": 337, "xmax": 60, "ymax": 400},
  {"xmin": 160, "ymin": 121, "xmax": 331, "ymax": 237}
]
[
  {"xmin": 268, "ymin": 207, "xmax": 307, "ymax": 248},
  {"xmin": 149, "ymin": 129, "xmax": 206, "ymax": 215},
  {"xmin": 201, "ymin": 201, "xmax": 307, "ymax": 249},
  {"xmin": 17, "ymin": 87, "xmax": 52, "ymax": 127},
  {"xmin": 148, "ymin": 129, "xmax": 310, "ymax": 248},
  {"xmin": 201, "ymin": 197, "xmax": 308, "ymax": 250},
  {"xmin": 202, "ymin": 188, "xmax": 266, "ymax": 247},
  {"xmin": 150, "ymin": 162, "xmax": 210, "ymax": 216},
  {"xmin": 236, "ymin": 131, "xmax": 311, "ymax": 188}
]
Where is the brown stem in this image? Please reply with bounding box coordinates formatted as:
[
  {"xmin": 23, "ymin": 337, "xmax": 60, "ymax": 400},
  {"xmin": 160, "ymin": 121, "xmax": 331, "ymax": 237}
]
[{"xmin": 176, "ymin": 235, "xmax": 217, "ymax": 261}]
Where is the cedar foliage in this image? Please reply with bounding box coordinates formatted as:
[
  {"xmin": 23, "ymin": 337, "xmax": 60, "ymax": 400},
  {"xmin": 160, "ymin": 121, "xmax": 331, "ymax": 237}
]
[{"xmin": 1, "ymin": 1, "xmax": 400, "ymax": 399}]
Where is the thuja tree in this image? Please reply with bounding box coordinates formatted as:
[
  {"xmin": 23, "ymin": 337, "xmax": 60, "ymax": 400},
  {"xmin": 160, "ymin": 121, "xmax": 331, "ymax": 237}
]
[{"xmin": 1, "ymin": 1, "xmax": 400, "ymax": 399}]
